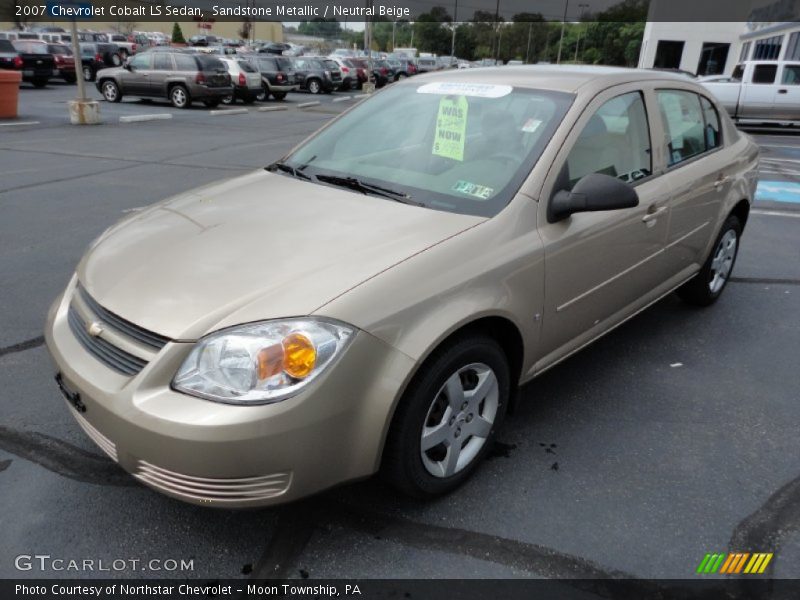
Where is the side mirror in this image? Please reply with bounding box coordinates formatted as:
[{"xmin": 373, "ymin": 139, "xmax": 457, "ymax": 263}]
[{"xmin": 549, "ymin": 172, "xmax": 639, "ymax": 223}]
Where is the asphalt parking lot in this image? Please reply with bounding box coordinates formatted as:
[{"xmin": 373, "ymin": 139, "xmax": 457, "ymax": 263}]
[{"xmin": 1, "ymin": 81, "xmax": 799, "ymax": 587}]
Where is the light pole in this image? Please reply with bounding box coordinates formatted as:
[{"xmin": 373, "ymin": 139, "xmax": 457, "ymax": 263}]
[
  {"xmin": 574, "ymin": 4, "xmax": 588, "ymax": 62},
  {"xmin": 450, "ymin": 0, "xmax": 458, "ymax": 57},
  {"xmin": 525, "ymin": 21, "xmax": 533, "ymax": 63},
  {"xmin": 556, "ymin": 0, "xmax": 568, "ymax": 64}
]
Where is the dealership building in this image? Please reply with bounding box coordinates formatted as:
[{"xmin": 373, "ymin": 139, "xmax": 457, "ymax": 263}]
[{"xmin": 638, "ymin": 0, "xmax": 800, "ymax": 76}]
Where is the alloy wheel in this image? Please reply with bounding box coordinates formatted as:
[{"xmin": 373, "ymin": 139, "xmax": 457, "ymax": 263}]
[
  {"xmin": 308, "ymin": 80, "xmax": 320, "ymax": 94},
  {"xmin": 709, "ymin": 229, "xmax": 737, "ymax": 293},
  {"xmin": 102, "ymin": 82, "xmax": 117, "ymax": 102},
  {"xmin": 83, "ymin": 66, "xmax": 92, "ymax": 81},
  {"xmin": 171, "ymin": 87, "xmax": 188, "ymax": 108},
  {"xmin": 420, "ymin": 362, "xmax": 498, "ymax": 478}
]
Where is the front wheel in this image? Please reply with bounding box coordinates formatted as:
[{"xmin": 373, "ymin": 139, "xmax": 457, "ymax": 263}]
[
  {"xmin": 170, "ymin": 85, "xmax": 190, "ymax": 109},
  {"xmin": 101, "ymin": 80, "xmax": 122, "ymax": 103},
  {"xmin": 677, "ymin": 214, "xmax": 742, "ymax": 306},
  {"xmin": 382, "ymin": 335, "xmax": 510, "ymax": 498},
  {"xmin": 307, "ymin": 79, "xmax": 321, "ymax": 94}
]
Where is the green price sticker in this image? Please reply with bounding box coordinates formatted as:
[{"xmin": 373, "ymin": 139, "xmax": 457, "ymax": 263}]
[{"xmin": 432, "ymin": 95, "xmax": 468, "ymax": 162}]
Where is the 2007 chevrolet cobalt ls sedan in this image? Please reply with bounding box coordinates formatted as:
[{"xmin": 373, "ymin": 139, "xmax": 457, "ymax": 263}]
[{"xmin": 46, "ymin": 66, "xmax": 759, "ymax": 507}]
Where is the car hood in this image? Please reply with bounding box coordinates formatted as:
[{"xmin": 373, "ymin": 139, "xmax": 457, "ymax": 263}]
[{"xmin": 78, "ymin": 170, "xmax": 482, "ymax": 340}]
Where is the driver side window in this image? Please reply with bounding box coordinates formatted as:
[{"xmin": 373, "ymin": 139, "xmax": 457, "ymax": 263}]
[
  {"xmin": 129, "ymin": 53, "xmax": 151, "ymax": 70},
  {"xmin": 565, "ymin": 91, "xmax": 652, "ymax": 189}
]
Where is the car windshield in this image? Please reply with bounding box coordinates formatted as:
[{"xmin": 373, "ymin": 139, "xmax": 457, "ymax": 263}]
[{"xmin": 282, "ymin": 82, "xmax": 573, "ymax": 217}]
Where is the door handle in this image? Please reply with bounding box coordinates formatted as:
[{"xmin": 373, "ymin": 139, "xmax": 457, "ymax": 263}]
[
  {"xmin": 778, "ymin": 89, "xmax": 788, "ymax": 94},
  {"xmin": 642, "ymin": 206, "xmax": 667, "ymax": 223},
  {"xmin": 714, "ymin": 175, "xmax": 730, "ymax": 188}
]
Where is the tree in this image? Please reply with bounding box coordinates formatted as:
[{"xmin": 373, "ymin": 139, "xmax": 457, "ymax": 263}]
[{"xmin": 171, "ymin": 23, "xmax": 185, "ymax": 44}]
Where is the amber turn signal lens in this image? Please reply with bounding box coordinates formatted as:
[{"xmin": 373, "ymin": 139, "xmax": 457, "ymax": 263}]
[
  {"xmin": 282, "ymin": 333, "xmax": 316, "ymax": 379},
  {"xmin": 256, "ymin": 344, "xmax": 283, "ymax": 380}
]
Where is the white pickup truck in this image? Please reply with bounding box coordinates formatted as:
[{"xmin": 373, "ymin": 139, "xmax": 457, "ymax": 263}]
[{"xmin": 700, "ymin": 60, "xmax": 800, "ymax": 124}]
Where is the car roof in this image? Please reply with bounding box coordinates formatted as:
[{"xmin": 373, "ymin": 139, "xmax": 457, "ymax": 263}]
[{"xmin": 413, "ymin": 65, "xmax": 696, "ymax": 94}]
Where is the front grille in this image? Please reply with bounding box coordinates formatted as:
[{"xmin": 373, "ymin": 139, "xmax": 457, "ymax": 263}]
[
  {"xmin": 68, "ymin": 306, "xmax": 148, "ymax": 376},
  {"xmin": 77, "ymin": 285, "xmax": 168, "ymax": 350},
  {"xmin": 134, "ymin": 460, "xmax": 292, "ymax": 504}
]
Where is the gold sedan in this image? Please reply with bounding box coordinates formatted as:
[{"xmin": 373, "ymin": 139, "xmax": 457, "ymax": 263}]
[{"xmin": 45, "ymin": 66, "xmax": 759, "ymax": 507}]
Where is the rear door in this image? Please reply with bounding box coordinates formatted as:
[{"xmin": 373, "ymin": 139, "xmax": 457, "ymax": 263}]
[
  {"xmin": 655, "ymin": 89, "xmax": 730, "ymax": 275},
  {"xmin": 149, "ymin": 52, "xmax": 174, "ymax": 95},
  {"xmin": 739, "ymin": 62, "xmax": 779, "ymax": 119},
  {"xmin": 772, "ymin": 63, "xmax": 800, "ymax": 120}
]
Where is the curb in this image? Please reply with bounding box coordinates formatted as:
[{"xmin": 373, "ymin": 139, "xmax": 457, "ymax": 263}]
[
  {"xmin": 257, "ymin": 105, "xmax": 289, "ymax": 112},
  {"xmin": 332, "ymin": 96, "xmax": 353, "ymax": 103},
  {"xmin": 209, "ymin": 108, "xmax": 249, "ymax": 116},
  {"xmin": 297, "ymin": 101, "xmax": 321, "ymax": 109}
]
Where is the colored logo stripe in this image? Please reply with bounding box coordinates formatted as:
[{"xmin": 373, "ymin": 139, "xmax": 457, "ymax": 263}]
[{"xmin": 698, "ymin": 553, "xmax": 773, "ymax": 574}]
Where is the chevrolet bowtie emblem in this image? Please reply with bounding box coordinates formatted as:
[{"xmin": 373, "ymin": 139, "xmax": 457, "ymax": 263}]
[{"xmin": 87, "ymin": 322, "xmax": 104, "ymax": 337}]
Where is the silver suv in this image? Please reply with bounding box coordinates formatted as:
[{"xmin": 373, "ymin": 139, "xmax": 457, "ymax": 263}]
[{"xmin": 95, "ymin": 50, "xmax": 233, "ymax": 108}]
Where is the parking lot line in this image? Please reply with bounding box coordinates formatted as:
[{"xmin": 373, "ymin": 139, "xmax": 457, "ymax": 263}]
[
  {"xmin": 0, "ymin": 121, "xmax": 40, "ymax": 127},
  {"xmin": 756, "ymin": 180, "xmax": 800, "ymax": 203},
  {"xmin": 119, "ymin": 114, "xmax": 173, "ymax": 124},
  {"xmin": 209, "ymin": 108, "xmax": 249, "ymax": 116}
]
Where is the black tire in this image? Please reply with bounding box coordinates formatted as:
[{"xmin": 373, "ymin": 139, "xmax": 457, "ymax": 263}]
[
  {"xmin": 100, "ymin": 80, "xmax": 122, "ymax": 103},
  {"xmin": 119, "ymin": 49, "xmax": 129, "ymax": 60},
  {"xmin": 63, "ymin": 74, "xmax": 76, "ymax": 84},
  {"xmin": 382, "ymin": 334, "xmax": 510, "ymax": 498},
  {"xmin": 271, "ymin": 91, "xmax": 286, "ymax": 100},
  {"xmin": 169, "ymin": 84, "xmax": 190, "ymax": 109},
  {"xmin": 307, "ymin": 78, "xmax": 321, "ymax": 94},
  {"xmin": 242, "ymin": 94, "xmax": 256, "ymax": 105},
  {"xmin": 203, "ymin": 99, "xmax": 220, "ymax": 108},
  {"xmin": 221, "ymin": 94, "xmax": 234, "ymax": 105},
  {"xmin": 32, "ymin": 78, "xmax": 48, "ymax": 88},
  {"xmin": 677, "ymin": 214, "xmax": 742, "ymax": 306},
  {"xmin": 82, "ymin": 65, "xmax": 94, "ymax": 82},
  {"xmin": 256, "ymin": 85, "xmax": 268, "ymax": 102}
]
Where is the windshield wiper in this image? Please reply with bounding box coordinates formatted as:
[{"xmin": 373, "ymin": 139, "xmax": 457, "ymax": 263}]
[
  {"xmin": 266, "ymin": 161, "xmax": 311, "ymax": 181},
  {"xmin": 315, "ymin": 174, "xmax": 421, "ymax": 206}
]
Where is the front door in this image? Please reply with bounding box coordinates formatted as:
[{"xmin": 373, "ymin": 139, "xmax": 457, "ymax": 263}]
[
  {"xmin": 772, "ymin": 63, "xmax": 800, "ymax": 121},
  {"xmin": 536, "ymin": 86, "xmax": 671, "ymax": 368},
  {"xmin": 120, "ymin": 52, "xmax": 152, "ymax": 95},
  {"xmin": 739, "ymin": 63, "xmax": 779, "ymax": 119}
]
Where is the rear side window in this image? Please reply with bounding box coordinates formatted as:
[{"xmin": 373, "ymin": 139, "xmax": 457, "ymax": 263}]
[
  {"xmin": 657, "ymin": 90, "xmax": 708, "ymax": 166},
  {"xmin": 237, "ymin": 60, "xmax": 257, "ymax": 73},
  {"xmin": 781, "ymin": 64, "xmax": 800, "ymax": 84},
  {"xmin": 700, "ymin": 96, "xmax": 721, "ymax": 150},
  {"xmin": 752, "ymin": 64, "xmax": 777, "ymax": 84},
  {"xmin": 197, "ymin": 56, "xmax": 225, "ymax": 72},
  {"xmin": 566, "ymin": 91, "xmax": 652, "ymax": 188},
  {"xmin": 174, "ymin": 54, "xmax": 197, "ymax": 71},
  {"xmin": 258, "ymin": 58, "xmax": 276, "ymax": 70},
  {"xmin": 277, "ymin": 58, "xmax": 293, "ymax": 71},
  {"xmin": 153, "ymin": 54, "xmax": 173, "ymax": 70}
]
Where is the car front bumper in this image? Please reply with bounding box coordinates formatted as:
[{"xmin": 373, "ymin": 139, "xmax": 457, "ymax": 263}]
[{"xmin": 44, "ymin": 278, "xmax": 416, "ymax": 508}]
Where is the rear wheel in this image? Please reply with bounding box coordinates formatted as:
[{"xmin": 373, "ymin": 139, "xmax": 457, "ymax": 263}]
[
  {"xmin": 307, "ymin": 79, "xmax": 321, "ymax": 94},
  {"xmin": 221, "ymin": 94, "xmax": 234, "ymax": 105},
  {"xmin": 101, "ymin": 80, "xmax": 122, "ymax": 103},
  {"xmin": 382, "ymin": 335, "xmax": 510, "ymax": 498},
  {"xmin": 169, "ymin": 85, "xmax": 190, "ymax": 109},
  {"xmin": 82, "ymin": 65, "xmax": 94, "ymax": 82},
  {"xmin": 256, "ymin": 85, "xmax": 268, "ymax": 102},
  {"xmin": 271, "ymin": 91, "xmax": 286, "ymax": 100},
  {"xmin": 677, "ymin": 215, "xmax": 742, "ymax": 306}
]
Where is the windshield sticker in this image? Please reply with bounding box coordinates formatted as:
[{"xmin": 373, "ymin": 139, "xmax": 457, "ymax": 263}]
[
  {"xmin": 418, "ymin": 82, "xmax": 513, "ymax": 98},
  {"xmin": 433, "ymin": 96, "xmax": 468, "ymax": 161},
  {"xmin": 452, "ymin": 180, "xmax": 494, "ymax": 200},
  {"xmin": 521, "ymin": 118, "xmax": 542, "ymax": 133}
]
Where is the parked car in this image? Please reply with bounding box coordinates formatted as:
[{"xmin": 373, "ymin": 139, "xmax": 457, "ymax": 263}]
[
  {"xmin": 78, "ymin": 43, "xmax": 121, "ymax": 81},
  {"xmin": 38, "ymin": 32, "xmax": 73, "ymax": 45},
  {"xmin": 259, "ymin": 42, "xmax": 291, "ymax": 55},
  {"xmin": 321, "ymin": 58, "xmax": 344, "ymax": 90},
  {"xmin": 347, "ymin": 57, "xmax": 373, "ymax": 89},
  {"xmin": 188, "ymin": 35, "xmax": 219, "ymax": 47},
  {"xmin": 218, "ymin": 56, "xmax": 262, "ymax": 104},
  {"xmin": 10, "ymin": 40, "xmax": 54, "ymax": 87},
  {"xmin": 95, "ymin": 51, "xmax": 232, "ymax": 108},
  {"xmin": 326, "ymin": 56, "xmax": 357, "ymax": 90},
  {"xmin": 291, "ymin": 57, "xmax": 334, "ymax": 94},
  {"xmin": 416, "ymin": 57, "xmax": 439, "ymax": 73},
  {"xmin": 245, "ymin": 54, "xmax": 298, "ymax": 100},
  {"xmin": 372, "ymin": 59, "xmax": 393, "ymax": 87},
  {"xmin": 700, "ymin": 60, "xmax": 800, "ymax": 124},
  {"xmin": 44, "ymin": 67, "xmax": 758, "ymax": 508},
  {"xmin": 46, "ymin": 42, "xmax": 76, "ymax": 83},
  {"xmin": 0, "ymin": 31, "xmax": 40, "ymax": 41},
  {"xmin": 103, "ymin": 33, "xmax": 137, "ymax": 58},
  {"xmin": 387, "ymin": 58, "xmax": 416, "ymax": 80},
  {"xmin": 0, "ymin": 39, "xmax": 23, "ymax": 75}
]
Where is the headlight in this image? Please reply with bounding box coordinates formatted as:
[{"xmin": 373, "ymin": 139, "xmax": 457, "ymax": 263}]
[{"xmin": 172, "ymin": 319, "xmax": 354, "ymax": 404}]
